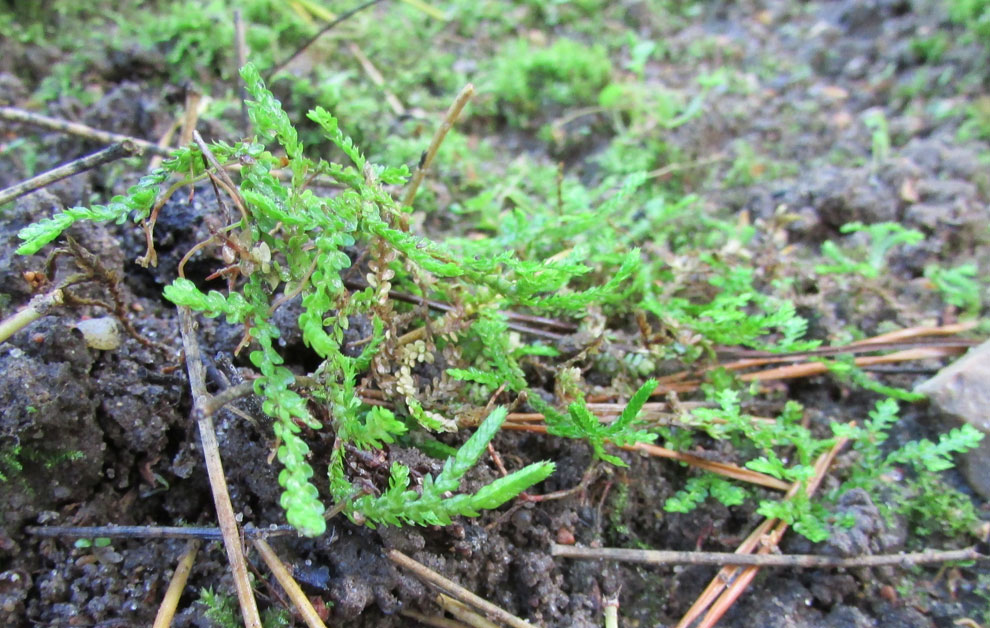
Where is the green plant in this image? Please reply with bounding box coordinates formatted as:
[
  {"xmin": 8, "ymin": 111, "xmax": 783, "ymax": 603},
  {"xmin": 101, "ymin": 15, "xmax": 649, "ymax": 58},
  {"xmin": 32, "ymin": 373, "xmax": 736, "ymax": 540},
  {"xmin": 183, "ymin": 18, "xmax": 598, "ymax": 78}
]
[
  {"xmin": 530, "ymin": 379, "xmax": 658, "ymax": 466},
  {"xmin": 863, "ymin": 110, "xmax": 891, "ymax": 166},
  {"xmin": 925, "ymin": 262, "xmax": 982, "ymax": 314},
  {"xmin": 18, "ymin": 64, "xmax": 566, "ymax": 537},
  {"xmin": 909, "ymin": 33, "xmax": 949, "ymax": 63},
  {"xmin": 950, "ymin": 0, "xmax": 990, "ymax": 47},
  {"xmin": 817, "ymin": 221, "xmax": 924, "ymax": 279},
  {"xmin": 488, "ymin": 37, "xmax": 613, "ymax": 122},
  {"xmin": 839, "ymin": 399, "xmax": 983, "ymax": 537},
  {"xmin": 661, "ymin": 390, "xmax": 840, "ymax": 542},
  {"xmin": 199, "ymin": 588, "xmax": 289, "ymax": 628}
]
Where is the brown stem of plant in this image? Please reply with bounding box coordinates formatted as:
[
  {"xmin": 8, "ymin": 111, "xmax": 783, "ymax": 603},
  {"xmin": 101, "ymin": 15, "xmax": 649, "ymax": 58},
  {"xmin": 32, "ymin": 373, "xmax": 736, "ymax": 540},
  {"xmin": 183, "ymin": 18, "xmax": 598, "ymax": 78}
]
[
  {"xmin": 152, "ymin": 540, "xmax": 200, "ymax": 628},
  {"xmin": 550, "ymin": 544, "xmax": 986, "ymax": 568},
  {"xmin": 437, "ymin": 593, "xmax": 502, "ymax": 628},
  {"xmin": 347, "ymin": 41, "xmax": 405, "ymax": 115},
  {"xmin": 401, "ymin": 83, "xmax": 475, "ymax": 210},
  {"xmin": 203, "ymin": 380, "xmax": 257, "ymax": 416},
  {"xmin": 387, "ymin": 550, "xmax": 537, "ymax": 628},
  {"xmin": 501, "ymin": 423, "xmax": 790, "ymax": 491},
  {"xmin": 193, "ymin": 131, "xmax": 249, "ymax": 225},
  {"xmin": 0, "ymin": 105, "xmax": 173, "ymax": 156},
  {"xmin": 177, "ymin": 305, "xmax": 262, "ymax": 628},
  {"xmin": 0, "ymin": 141, "xmax": 142, "ymax": 206},
  {"xmin": 253, "ymin": 538, "xmax": 328, "ymax": 628}
]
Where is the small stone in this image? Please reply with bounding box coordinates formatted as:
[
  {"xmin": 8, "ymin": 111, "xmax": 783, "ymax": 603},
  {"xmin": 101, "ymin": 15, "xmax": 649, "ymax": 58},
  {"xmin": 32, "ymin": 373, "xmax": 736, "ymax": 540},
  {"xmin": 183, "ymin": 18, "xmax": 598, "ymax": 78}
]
[
  {"xmin": 915, "ymin": 339, "xmax": 990, "ymax": 497},
  {"xmin": 73, "ymin": 317, "xmax": 122, "ymax": 351},
  {"xmin": 915, "ymin": 339, "xmax": 990, "ymax": 433}
]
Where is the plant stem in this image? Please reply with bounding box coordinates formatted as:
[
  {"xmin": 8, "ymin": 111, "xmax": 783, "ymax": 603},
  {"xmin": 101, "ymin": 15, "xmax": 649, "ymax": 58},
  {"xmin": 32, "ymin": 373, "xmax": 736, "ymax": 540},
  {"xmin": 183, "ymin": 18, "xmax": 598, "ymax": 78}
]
[
  {"xmin": 177, "ymin": 304, "xmax": 262, "ymax": 628},
  {"xmin": 401, "ymin": 83, "xmax": 475, "ymax": 209},
  {"xmin": 0, "ymin": 288, "xmax": 64, "ymax": 344}
]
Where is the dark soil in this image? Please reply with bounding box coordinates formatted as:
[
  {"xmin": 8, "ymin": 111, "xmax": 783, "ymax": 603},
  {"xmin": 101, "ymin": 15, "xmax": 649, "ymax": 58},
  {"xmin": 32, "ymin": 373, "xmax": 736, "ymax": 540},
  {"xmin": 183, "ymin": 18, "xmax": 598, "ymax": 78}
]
[{"xmin": 1, "ymin": 1, "xmax": 989, "ymax": 627}]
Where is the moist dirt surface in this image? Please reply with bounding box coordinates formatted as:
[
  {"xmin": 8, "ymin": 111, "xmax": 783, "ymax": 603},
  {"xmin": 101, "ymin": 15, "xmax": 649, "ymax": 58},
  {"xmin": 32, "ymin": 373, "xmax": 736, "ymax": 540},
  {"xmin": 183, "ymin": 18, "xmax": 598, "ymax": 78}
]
[{"xmin": 1, "ymin": 1, "xmax": 989, "ymax": 627}]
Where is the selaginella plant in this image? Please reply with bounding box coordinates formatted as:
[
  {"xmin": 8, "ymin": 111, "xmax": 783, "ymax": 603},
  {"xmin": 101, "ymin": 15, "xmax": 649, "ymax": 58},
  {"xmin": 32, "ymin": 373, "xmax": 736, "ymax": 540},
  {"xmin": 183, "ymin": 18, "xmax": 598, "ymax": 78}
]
[{"xmin": 18, "ymin": 63, "xmax": 603, "ymax": 536}]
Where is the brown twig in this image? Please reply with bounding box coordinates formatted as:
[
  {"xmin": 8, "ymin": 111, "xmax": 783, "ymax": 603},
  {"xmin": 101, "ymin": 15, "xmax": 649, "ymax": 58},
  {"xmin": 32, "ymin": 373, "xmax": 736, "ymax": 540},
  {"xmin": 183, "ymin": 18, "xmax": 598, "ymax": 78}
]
[
  {"xmin": 550, "ymin": 544, "xmax": 986, "ymax": 568},
  {"xmin": 437, "ymin": 593, "xmax": 501, "ymax": 628},
  {"xmin": 387, "ymin": 550, "xmax": 537, "ymax": 628},
  {"xmin": 401, "ymin": 83, "xmax": 475, "ymax": 209},
  {"xmin": 347, "ymin": 41, "xmax": 405, "ymax": 115},
  {"xmin": 193, "ymin": 131, "xmax": 248, "ymax": 224},
  {"xmin": 177, "ymin": 305, "xmax": 262, "ymax": 628},
  {"xmin": 499, "ymin": 423, "xmax": 790, "ymax": 491},
  {"xmin": 152, "ymin": 540, "xmax": 200, "ymax": 628},
  {"xmin": 622, "ymin": 441, "xmax": 790, "ymax": 491},
  {"xmin": 0, "ymin": 105, "xmax": 172, "ymax": 156},
  {"xmin": 253, "ymin": 538, "xmax": 328, "ymax": 628},
  {"xmin": 0, "ymin": 141, "xmax": 142, "ymax": 206},
  {"xmin": 203, "ymin": 380, "xmax": 258, "ymax": 416}
]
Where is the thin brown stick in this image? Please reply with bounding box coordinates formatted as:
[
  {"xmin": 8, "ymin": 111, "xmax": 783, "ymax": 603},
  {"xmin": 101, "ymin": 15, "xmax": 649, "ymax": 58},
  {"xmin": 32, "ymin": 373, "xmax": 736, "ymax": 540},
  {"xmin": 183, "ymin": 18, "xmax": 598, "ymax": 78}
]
[
  {"xmin": 192, "ymin": 131, "xmax": 249, "ymax": 224},
  {"xmin": 0, "ymin": 105, "xmax": 172, "ymax": 157},
  {"xmin": 0, "ymin": 141, "xmax": 142, "ymax": 206},
  {"xmin": 401, "ymin": 84, "xmax": 475, "ymax": 209},
  {"xmin": 848, "ymin": 321, "xmax": 978, "ymax": 345},
  {"xmin": 437, "ymin": 593, "xmax": 502, "ymax": 628},
  {"xmin": 738, "ymin": 346, "xmax": 964, "ymax": 382},
  {"xmin": 253, "ymin": 538, "xmax": 328, "ymax": 628},
  {"xmin": 152, "ymin": 540, "xmax": 200, "ymax": 628},
  {"xmin": 500, "ymin": 424, "xmax": 789, "ymax": 491},
  {"xmin": 203, "ymin": 380, "xmax": 257, "ymax": 416},
  {"xmin": 387, "ymin": 550, "xmax": 537, "ymax": 628},
  {"xmin": 550, "ymin": 544, "xmax": 986, "ymax": 568},
  {"xmin": 178, "ymin": 305, "xmax": 262, "ymax": 628},
  {"xmin": 622, "ymin": 441, "xmax": 791, "ymax": 491},
  {"xmin": 347, "ymin": 41, "xmax": 405, "ymax": 115}
]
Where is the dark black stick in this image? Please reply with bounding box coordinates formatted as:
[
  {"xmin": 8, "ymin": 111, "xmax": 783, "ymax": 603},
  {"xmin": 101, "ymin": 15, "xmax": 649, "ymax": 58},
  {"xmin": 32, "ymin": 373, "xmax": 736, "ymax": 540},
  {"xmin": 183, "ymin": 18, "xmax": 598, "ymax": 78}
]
[
  {"xmin": 0, "ymin": 141, "xmax": 141, "ymax": 206},
  {"xmin": 265, "ymin": 0, "xmax": 387, "ymax": 80},
  {"xmin": 26, "ymin": 524, "xmax": 296, "ymax": 541}
]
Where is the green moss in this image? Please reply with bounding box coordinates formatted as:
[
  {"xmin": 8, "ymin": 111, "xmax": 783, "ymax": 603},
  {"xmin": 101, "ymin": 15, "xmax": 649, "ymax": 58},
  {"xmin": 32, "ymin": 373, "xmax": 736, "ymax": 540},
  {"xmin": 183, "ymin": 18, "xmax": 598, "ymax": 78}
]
[{"xmin": 488, "ymin": 37, "xmax": 613, "ymax": 123}]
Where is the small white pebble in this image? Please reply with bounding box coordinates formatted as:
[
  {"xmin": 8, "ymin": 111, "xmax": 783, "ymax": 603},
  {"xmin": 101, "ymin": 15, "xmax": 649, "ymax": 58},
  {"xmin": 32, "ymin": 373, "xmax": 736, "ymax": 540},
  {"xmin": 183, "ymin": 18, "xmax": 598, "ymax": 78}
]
[{"xmin": 73, "ymin": 317, "xmax": 122, "ymax": 351}]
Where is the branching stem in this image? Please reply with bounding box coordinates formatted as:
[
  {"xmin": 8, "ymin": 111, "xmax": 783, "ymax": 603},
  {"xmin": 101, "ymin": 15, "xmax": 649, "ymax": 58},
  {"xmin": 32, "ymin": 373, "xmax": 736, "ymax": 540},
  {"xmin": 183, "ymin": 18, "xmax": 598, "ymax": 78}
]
[{"xmin": 177, "ymin": 304, "xmax": 262, "ymax": 628}]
